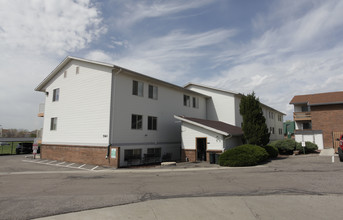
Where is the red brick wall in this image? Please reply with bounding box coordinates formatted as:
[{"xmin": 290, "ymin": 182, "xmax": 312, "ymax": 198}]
[
  {"xmin": 181, "ymin": 149, "xmax": 196, "ymax": 162},
  {"xmin": 41, "ymin": 145, "xmax": 120, "ymax": 168},
  {"xmin": 311, "ymin": 104, "xmax": 343, "ymax": 148}
]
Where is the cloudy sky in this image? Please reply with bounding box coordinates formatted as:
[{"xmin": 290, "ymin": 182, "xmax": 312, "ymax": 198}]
[{"xmin": 0, "ymin": 0, "xmax": 342, "ymax": 130}]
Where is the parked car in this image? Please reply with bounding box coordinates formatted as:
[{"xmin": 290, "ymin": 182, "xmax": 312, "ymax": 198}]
[
  {"xmin": 16, "ymin": 143, "xmax": 33, "ymax": 154},
  {"xmin": 337, "ymin": 135, "xmax": 343, "ymax": 162}
]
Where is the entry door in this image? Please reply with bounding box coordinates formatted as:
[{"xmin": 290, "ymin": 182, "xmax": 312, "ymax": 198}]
[{"xmin": 196, "ymin": 138, "xmax": 207, "ymax": 161}]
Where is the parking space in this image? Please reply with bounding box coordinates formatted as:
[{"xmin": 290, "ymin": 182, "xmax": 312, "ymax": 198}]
[
  {"xmin": 21, "ymin": 158, "xmax": 115, "ymax": 171},
  {"xmin": 0, "ymin": 155, "xmax": 117, "ymax": 174}
]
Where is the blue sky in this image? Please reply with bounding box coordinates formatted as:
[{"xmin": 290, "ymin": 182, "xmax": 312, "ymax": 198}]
[{"xmin": 0, "ymin": 0, "xmax": 342, "ymax": 130}]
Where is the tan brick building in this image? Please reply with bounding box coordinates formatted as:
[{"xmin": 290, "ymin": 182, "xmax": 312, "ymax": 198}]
[{"xmin": 290, "ymin": 91, "xmax": 343, "ymax": 151}]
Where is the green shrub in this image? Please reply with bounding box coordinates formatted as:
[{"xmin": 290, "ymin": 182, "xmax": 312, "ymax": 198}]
[
  {"xmin": 219, "ymin": 144, "xmax": 269, "ymax": 167},
  {"xmin": 275, "ymin": 139, "xmax": 300, "ymax": 155},
  {"xmin": 269, "ymin": 140, "xmax": 282, "ymax": 148},
  {"xmin": 263, "ymin": 145, "xmax": 279, "ymax": 159},
  {"xmin": 296, "ymin": 141, "xmax": 318, "ymax": 154}
]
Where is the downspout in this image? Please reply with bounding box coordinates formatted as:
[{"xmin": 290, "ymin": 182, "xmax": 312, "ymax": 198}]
[
  {"xmin": 223, "ymin": 134, "xmax": 233, "ymax": 152},
  {"xmin": 106, "ymin": 67, "xmax": 122, "ymax": 159}
]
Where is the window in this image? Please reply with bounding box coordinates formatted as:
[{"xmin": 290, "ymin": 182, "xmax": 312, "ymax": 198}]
[
  {"xmin": 270, "ymin": 127, "xmax": 275, "ymax": 134},
  {"xmin": 183, "ymin": 95, "xmax": 190, "ymax": 107},
  {"xmin": 76, "ymin": 66, "xmax": 79, "ymax": 74},
  {"xmin": 303, "ymin": 122, "xmax": 312, "ymax": 130},
  {"xmin": 131, "ymin": 114, "xmax": 142, "ymax": 129},
  {"xmin": 148, "ymin": 116, "xmax": 157, "ymax": 130},
  {"xmin": 52, "ymin": 88, "xmax": 59, "ymax": 102},
  {"xmin": 301, "ymin": 106, "xmax": 309, "ymax": 112},
  {"xmin": 278, "ymin": 115, "xmax": 282, "ymax": 121},
  {"xmin": 132, "ymin": 80, "xmax": 144, "ymax": 97},
  {"xmin": 279, "ymin": 128, "xmax": 283, "ymax": 135},
  {"xmin": 63, "ymin": 70, "xmax": 67, "ymax": 78},
  {"xmin": 124, "ymin": 149, "xmax": 142, "ymax": 161},
  {"xmin": 148, "ymin": 85, "xmax": 158, "ymax": 100},
  {"xmin": 269, "ymin": 111, "xmax": 274, "ymax": 119},
  {"xmin": 147, "ymin": 148, "xmax": 161, "ymax": 157},
  {"xmin": 50, "ymin": 117, "xmax": 57, "ymax": 130},
  {"xmin": 192, "ymin": 97, "xmax": 199, "ymax": 108}
]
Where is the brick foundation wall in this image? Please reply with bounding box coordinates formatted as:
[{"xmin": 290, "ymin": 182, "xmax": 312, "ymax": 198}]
[
  {"xmin": 41, "ymin": 145, "xmax": 119, "ymax": 168},
  {"xmin": 181, "ymin": 149, "xmax": 196, "ymax": 162},
  {"xmin": 311, "ymin": 104, "xmax": 343, "ymax": 148}
]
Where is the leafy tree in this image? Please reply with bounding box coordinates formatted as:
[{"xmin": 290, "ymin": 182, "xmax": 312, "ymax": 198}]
[{"xmin": 239, "ymin": 92, "xmax": 270, "ymax": 146}]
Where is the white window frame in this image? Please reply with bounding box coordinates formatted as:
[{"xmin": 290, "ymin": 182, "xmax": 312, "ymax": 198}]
[
  {"xmin": 52, "ymin": 88, "xmax": 59, "ymax": 102},
  {"xmin": 192, "ymin": 97, "xmax": 199, "ymax": 108},
  {"xmin": 124, "ymin": 149, "xmax": 142, "ymax": 161},
  {"xmin": 148, "ymin": 85, "xmax": 158, "ymax": 100},
  {"xmin": 132, "ymin": 80, "xmax": 144, "ymax": 97},
  {"xmin": 50, "ymin": 117, "xmax": 57, "ymax": 130},
  {"xmin": 183, "ymin": 95, "xmax": 190, "ymax": 107},
  {"xmin": 148, "ymin": 116, "xmax": 157, "ymax": 130},
  {"xmin": 131, "ymin": 114, "xmax": 143, "ymax": 130}
]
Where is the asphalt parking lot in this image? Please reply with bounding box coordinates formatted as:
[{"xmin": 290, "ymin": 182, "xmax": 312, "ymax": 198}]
[
  {"xmin": 1, "ymin": 154, "xmax": 343, "ymax": 220},
  {"xmin": 0, "ymin": 155, "xmax": 115, "ymax": 174}
]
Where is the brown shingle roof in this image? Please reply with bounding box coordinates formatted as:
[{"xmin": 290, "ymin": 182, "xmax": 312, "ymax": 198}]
[
  {"xmin": 290, "ymin": 91, "xmax": 343, "ymax": 105},
  {"xmin": 179, "ymin": 116, "xmax": 243, "ymax": 136}
]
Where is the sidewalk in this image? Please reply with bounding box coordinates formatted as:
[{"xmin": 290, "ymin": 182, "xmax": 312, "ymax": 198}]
[{"xmin": 35, "ymin": 195, "xmax": 343, "ymax": 220}]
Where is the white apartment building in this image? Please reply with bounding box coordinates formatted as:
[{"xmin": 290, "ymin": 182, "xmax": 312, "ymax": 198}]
[{"xmin": 35, "ymin": 56, "xmax": 284, "ymax": 167}]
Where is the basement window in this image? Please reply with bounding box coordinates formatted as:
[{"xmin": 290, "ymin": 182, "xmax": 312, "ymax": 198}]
[{"xmin": 124, "ymin": 149, "xmax": 142, "ymax": 161}]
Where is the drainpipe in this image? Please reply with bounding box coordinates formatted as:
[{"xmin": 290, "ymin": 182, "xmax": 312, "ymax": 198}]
[
  {"xmin": 106, "ymin": 68, "xmax": 122, "ymax": 159},
  {"xmin": 106, "ymin": 144, "xmax": 111, "ymax": 159},
  {"xmin": 223, "ymin": 134, "xmax": 233, "ymax": 152}
]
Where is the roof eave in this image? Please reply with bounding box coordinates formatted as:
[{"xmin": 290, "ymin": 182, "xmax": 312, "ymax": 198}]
[
  {"xmin": 309, "ymin": 101, "xmax": 343, "ymax": 106},
  {"xmin": 34, "ymin": 56, "xmax": 114, "ymax": 92},
  {"xmin": 174, "ymin": 115, "xmax": 229, "ymax": 136}
]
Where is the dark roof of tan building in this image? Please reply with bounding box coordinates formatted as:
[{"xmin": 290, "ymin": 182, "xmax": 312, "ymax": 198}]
[
  {"xmin": 290, "ymin": 91, "xmax": 343, "ymax": 106},
  {"xmin": 175, "ymin": 116, "xmax": 243, "ymax": 136}
]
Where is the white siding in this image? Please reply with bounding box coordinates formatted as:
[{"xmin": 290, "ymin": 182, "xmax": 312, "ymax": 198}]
[
  {"xmin": 181, "ymin": 123, "xmax": 224, "ymax": 151},
  {"xmin": 110, "ymin": 73, "xmax": 207, "ymax": 145},
  {"xmin": 295, "ymin": 132, "xmax": 324, "ymax": 150},
  {"xmin": 42, "ymin": 60, "xmax": 112, "ymax": 146},
  {"xmin": 224, "ymin": 136, "xmax": 243, "ymax": 150},
  {"xmin": 187, "ymin": 85, "xmax": 284, "ymax": 142},
  {"xmin": 263, "ymin": 107, "xmax": 284, "ymax": 141},
  {"xmin": 186, "ymin": 85, "xmax": 238, "ymax": 126}
]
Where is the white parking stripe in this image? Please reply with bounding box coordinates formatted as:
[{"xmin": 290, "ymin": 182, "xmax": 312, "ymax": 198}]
[
  {"xmin": 21, "ymin": 160, "xmax": 110, "ymax": 172},
  {"xmin": 91, "ymin": 166, "xmax": 98, "ymax": 171}
]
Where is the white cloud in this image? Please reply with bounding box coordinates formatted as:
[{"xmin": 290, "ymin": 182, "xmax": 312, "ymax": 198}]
[
  {"xmin": 0, "ymin": 0, "xmax": 105, "ymax": 130},
  {"xmin": 200, "ymin": 0, "xmax": 343, "ymax": 120},
  {"xmin": 0, "ymin": 0, "xmax": 105, "ymax": 56},
  {"xmin": 110, "ymin": 29, "xmax": 236, "ymax": 82},
  {"xmin": 114, "ymin": 0, "xmax": 214, "ymax": 28}
]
